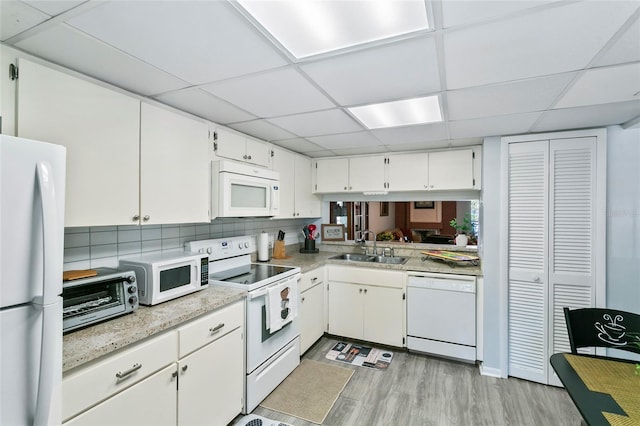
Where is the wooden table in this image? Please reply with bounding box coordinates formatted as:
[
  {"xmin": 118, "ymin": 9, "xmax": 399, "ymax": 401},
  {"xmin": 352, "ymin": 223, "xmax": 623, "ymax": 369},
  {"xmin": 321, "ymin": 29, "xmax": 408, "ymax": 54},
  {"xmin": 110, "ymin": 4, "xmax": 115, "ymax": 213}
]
[{"xmin": 550, "ymin": 353, "xmax": 640, "ymax": 426}]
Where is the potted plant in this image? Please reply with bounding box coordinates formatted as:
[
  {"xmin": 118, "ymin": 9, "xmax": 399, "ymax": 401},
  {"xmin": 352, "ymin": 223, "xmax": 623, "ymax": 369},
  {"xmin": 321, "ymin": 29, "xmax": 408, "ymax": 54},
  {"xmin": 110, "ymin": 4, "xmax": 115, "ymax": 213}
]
[{"xmin": 449, "ymin": 214, "xmax": 472, "ymax": 246}]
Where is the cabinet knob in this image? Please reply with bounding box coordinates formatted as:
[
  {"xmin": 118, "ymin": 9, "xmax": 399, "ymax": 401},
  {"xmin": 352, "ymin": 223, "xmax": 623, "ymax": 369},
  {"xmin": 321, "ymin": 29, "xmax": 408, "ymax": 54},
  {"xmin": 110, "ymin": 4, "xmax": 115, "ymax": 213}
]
[
  {"xmin": 243, "ymin": 155, "xmax": 248, "ymax": 159},
  {"xmin": 248, "ymin": 155, "xmax": 252, "ymax": 160},
  {"xmin": 301, "ymin": 297, "xmax": 305, "ymax": 303},
  {"xmin": 143, "ymin": 215, "xmax": 150, "ymax": 221},
  {"xmin": 132, "ymin": 214, "xmax": 140, "ymax": 221},
  {"xmin": 359, "ymin": 288, "xmax": 363, "ymax": 293},
  {"xmin": 181, "ymin": 365, "xmax": 188, "ymax": 372},
  {"xmin": 172, "ymin": 371, "xmax": 178, "ymax": 379},
  {"xmin": 344, "ymin": 187, "xmax": 347, "ymax": 190}
]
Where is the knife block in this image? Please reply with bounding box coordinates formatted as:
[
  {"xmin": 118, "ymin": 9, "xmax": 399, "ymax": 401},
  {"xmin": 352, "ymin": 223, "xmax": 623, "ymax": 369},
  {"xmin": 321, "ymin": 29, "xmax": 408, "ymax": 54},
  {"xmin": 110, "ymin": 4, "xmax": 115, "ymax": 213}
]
[{"xmin": 272, "ymin": 240, "xmax": 287, "ymax": 259}]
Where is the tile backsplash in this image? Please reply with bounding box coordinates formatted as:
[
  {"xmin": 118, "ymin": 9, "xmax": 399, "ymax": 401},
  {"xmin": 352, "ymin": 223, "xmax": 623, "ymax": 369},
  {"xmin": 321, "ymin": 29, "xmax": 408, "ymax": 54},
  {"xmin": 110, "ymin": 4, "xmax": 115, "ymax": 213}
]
[{"xmin": 64, "ymin": 217, "xmax": 321, "ymax": 270}]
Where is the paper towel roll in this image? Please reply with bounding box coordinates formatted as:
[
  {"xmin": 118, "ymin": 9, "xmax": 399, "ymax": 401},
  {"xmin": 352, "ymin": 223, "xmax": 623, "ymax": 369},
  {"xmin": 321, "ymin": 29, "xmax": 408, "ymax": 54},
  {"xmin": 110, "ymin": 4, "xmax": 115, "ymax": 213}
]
[{"xmin": 257, "ymin": 232, "xmax": 269, "ymax": 261}]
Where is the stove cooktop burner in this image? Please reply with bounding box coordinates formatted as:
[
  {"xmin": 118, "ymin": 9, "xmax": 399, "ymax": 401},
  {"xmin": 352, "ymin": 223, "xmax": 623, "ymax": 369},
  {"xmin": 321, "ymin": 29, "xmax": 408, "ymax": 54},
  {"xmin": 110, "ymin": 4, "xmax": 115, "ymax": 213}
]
[{"xmin": 213, "ymin": 263, "xmax": 298, "ymax": 291}]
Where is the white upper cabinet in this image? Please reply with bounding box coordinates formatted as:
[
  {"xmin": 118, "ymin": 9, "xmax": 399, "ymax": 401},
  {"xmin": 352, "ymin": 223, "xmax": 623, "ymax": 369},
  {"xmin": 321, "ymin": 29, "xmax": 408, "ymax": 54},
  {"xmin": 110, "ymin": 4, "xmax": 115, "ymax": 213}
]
[
  {"xmin": 16, "ymin": 58, "xmax": 140, "ymax": 227},
  {"xmin": 140, "ymin": 103, "xmax": 210, "ymax": 225},
  {"xmin": 428, "ymin": 149, "xmax": 474, "ymax": 190},
  {"xmin": 314, "ymin": 157, "xmax": 350, "ymax": 193},
  {"xmin": 213, "ymin": 127, "xmax": 271, "ymax": 168},
  {"xmin": 349, "ymin": 156, "xmax": 387, "ymax": 192},
  {"xmin": 271, "ymin": 147, "xmax": 321, "ymax": 218},
  {"xmin": 387, "ymin": 153, "xmax": 429, "ymax": 191}
]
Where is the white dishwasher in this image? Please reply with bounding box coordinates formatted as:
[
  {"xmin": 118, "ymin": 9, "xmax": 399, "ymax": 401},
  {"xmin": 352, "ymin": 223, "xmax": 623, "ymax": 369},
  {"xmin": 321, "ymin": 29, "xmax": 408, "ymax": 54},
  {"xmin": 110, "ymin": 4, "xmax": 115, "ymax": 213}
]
[{"xmin": 407, "ymin": 272, "xmax": 476, "ymax": 362}]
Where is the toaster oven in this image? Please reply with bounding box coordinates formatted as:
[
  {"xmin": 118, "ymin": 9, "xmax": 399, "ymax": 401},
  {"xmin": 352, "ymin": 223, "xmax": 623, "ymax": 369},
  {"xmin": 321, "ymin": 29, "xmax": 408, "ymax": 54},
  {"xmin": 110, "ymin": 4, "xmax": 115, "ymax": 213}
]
[{"xmin": 62, "ymin": 268, "xmax": 138, "ymax": 332}]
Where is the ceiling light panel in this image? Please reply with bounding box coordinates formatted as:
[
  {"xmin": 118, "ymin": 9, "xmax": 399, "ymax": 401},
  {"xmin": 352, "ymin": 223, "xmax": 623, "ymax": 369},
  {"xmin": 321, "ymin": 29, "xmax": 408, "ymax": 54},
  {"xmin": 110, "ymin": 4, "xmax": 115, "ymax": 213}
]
[
  {"xmin": 349, "ymin": 96, "xmax": 442, "ymax": 129},
  {"xmin": 237, "ymin": 0, "xmax": 429, "ymax": 59}
]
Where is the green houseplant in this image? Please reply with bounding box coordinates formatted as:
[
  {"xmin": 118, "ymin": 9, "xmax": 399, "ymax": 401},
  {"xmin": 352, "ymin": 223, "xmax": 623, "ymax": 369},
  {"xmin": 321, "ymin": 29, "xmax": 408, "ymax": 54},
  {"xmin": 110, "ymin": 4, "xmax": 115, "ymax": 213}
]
[{"xmin": 450, "ymin": 214, "xmax": 472, "ymax": 246}]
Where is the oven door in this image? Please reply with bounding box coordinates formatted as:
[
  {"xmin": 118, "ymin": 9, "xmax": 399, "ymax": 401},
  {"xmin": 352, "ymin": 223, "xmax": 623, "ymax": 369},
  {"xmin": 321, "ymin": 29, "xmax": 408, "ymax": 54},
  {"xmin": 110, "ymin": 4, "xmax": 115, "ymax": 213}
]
[{"xmin": 245, "ymin": 274, "xmax": 300, "ymax": 373}]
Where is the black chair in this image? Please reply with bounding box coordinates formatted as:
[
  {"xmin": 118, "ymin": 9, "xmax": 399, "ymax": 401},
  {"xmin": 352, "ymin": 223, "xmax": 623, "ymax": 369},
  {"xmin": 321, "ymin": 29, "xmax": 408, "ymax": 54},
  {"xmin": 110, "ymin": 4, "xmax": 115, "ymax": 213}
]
[{"xmin": 563, "ymin": 307, "xmax": 640, "ymax": 355}]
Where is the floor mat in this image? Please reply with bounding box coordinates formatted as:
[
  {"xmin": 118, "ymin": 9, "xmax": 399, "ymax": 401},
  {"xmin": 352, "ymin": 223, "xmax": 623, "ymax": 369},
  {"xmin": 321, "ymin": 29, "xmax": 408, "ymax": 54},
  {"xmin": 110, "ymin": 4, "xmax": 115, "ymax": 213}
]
[
  {"xmin": 259, "ymin": 359, "xmax": 353, "ymax": 424},
  {"xmin": 325, "ymin": 341, "xmax": 394, "ymax": 370},
  {"xmin": 234, "ymin": 414, "xmax": 292, "ymax": 426}
]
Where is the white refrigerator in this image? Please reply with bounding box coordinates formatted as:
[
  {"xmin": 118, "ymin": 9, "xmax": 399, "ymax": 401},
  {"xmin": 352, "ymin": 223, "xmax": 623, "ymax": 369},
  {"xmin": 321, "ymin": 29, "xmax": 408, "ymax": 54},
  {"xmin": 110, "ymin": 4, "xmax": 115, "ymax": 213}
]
[{"xmin": 0, "ymin": 134, "xmax": 66, "ymax": 426}]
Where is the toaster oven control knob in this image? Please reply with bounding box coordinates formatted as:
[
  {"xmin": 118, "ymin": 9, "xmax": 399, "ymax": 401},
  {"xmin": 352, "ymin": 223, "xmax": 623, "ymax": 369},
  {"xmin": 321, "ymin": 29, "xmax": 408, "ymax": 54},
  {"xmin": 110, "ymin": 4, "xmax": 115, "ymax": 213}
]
[
  {"xmin": 243, "ymin": 242, "xmax": 249, "ymax": 248},
  {"xmin": 128, "ymin": 295, "xmax": 138, "ymax": 305},
  {"xmin": 128, "ymin": 285, "xmax": 137, "ymax": 294},
  {"xmin": 125, "ymin": 275, "xmax": 136, "ymax": 284}
]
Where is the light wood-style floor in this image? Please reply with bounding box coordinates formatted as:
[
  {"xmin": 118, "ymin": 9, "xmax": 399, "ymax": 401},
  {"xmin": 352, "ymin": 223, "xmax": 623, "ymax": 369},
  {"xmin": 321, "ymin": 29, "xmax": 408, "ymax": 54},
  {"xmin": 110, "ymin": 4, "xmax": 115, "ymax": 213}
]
[{"xmin": 238, "ymin": 337, "xmax": 583, "ymax": 426}]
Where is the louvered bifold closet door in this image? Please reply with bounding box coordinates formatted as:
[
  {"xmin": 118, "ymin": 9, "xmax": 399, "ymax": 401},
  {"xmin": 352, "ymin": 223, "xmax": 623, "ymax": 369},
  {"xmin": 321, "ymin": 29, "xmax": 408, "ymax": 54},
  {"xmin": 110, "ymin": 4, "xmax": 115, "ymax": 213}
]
[
  {"xmin": 507, "ymin": 141, "xmax": 549, "ymax": 384},
  {"xmin": 548, "ymin": 137, "xmax": 597, "ymax": 385}
]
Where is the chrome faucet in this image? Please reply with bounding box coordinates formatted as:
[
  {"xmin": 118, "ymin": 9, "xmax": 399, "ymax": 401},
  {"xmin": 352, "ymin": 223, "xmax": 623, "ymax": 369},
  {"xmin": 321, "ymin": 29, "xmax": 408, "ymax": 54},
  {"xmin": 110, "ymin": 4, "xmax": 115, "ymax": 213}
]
[{"xmin": 359, "ymin": 230, "xmax": 378, "ymax": 255}]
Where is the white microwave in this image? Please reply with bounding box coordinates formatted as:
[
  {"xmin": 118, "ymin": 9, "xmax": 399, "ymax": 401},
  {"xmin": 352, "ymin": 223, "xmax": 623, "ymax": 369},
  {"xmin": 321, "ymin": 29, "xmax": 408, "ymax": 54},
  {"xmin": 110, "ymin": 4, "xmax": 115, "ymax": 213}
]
[
  {"xmin": 119, "ymin": 252, "xmax": 209, "ymax": 306},
  {"xmin": 212, "ymin": 160, "xmax": 280, "ymax": 218}
]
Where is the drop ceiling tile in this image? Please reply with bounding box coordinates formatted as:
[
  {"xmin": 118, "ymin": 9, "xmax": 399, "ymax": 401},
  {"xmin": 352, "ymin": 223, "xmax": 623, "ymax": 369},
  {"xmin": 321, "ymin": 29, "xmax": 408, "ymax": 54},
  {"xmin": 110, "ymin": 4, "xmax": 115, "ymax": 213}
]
[
  {"xmin": 449, "ymin": 112, "xmax": 541, "ymax": 139},
  {"xmin": 267, "ymin": 109, "xmax": 363, "ymax": 137},
  {"xmin": 15, "ymin": 24, "xmax": 190, "ymax": 96},
  {"xmin": 202, "ymin": 68, "xmax": 334, "ymax": 118},
  {"xmin": 25, "ymin": 1, "xmax": 84, "ymax": 16},
  {"xmin": 66, "ymin": 1, "xmax": 287, "ymax": 85},
  {"xmin": 594, "ymin": 16, "xmax": 640, "ymax": 67},
  {"xmin": 1, "ymin": 1, "xmax": 49, "ymax": 41},
  {"xmin": 229, "ymin": 120, "xmax": 296, "ymax": 141},
  {"xmin": 447, "ymin": 73, "xmax": 576, "ymax": 120},
  {"xmin": 331, "ymin": 146, "xmax": 388, "ymax": 156},
  {"xmin": 444, "ymin": 1, "xmax": 639, "ymax": 89},
  {"xmin": 555, "ymin": 63, "xmax": 640, "ymax": 108},
  {"xmin": 301, "ymin": 37, "xmax": 440, "ymax": 106},
  {"xmin": 307, "ymin": 132, "xmax": 382, "ymax": 150},
  {"xmin": 154, "ymin": 87, "xmax": 256, "ymax": 124},
  {"xmin": 272, "ymin": 138, "xmax": 328, "ymax": 154},
  {"xmin": 531, "ymin": 100, "xmax": 640, "ymax": 132},
  {"xmin": 441, "ymin": 1, "xmax": 558, "ymax": 28},
  {"xmin": 370, "ymin": 123, "xmax": 448, "ymax": 145}
]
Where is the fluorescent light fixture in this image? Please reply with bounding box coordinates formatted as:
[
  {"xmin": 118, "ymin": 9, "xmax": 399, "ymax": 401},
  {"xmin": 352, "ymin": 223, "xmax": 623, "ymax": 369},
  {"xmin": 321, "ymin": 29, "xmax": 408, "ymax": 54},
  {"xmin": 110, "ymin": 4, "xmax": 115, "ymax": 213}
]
[
  {"xmin": 348, "ymin": 96, "xmax": 443, "ymax": 129},
  {"xmin": 237, "ymin": 0, "xmax": 429, "ymax": 59}
]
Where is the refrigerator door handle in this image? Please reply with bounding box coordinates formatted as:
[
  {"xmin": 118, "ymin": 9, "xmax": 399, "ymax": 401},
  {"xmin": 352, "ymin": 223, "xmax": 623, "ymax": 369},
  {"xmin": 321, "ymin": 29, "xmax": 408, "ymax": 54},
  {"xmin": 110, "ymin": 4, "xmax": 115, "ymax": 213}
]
[
  {"xmin": 33, "ymin": 303, "xmax": 62, "ymax": 426},
  {"xmin": 35, "ymin": 161, "xmax": 60, "ymax": 305}
]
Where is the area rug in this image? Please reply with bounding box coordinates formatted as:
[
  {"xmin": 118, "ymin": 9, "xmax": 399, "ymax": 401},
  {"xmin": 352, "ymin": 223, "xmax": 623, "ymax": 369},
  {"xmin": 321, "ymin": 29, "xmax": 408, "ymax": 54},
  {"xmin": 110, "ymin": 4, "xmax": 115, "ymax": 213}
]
[
  {"xmin": 325, "ymin": 341, "xmax": 394, "ymax": 370},
  {"xmin": 259, "ymin": 359, "xmax": 353, "ymax": 424},
  {"xmin": 234, "ymin": 414, "xmax": 291, "ymax": 426}
]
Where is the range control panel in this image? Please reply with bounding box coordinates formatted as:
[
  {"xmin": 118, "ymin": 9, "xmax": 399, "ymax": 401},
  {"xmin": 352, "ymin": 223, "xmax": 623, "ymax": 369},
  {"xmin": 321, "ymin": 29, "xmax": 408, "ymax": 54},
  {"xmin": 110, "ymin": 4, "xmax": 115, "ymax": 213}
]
[{"xmin": 185, "ymin": 236, "xmax": 253, "ymax": 261}]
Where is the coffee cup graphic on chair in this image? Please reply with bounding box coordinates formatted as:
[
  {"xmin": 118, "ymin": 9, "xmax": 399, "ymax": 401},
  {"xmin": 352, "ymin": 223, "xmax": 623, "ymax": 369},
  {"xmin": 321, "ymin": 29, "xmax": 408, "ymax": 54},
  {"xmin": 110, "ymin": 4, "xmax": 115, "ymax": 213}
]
[{"xmin": 595, "ymin": 313, "xmax": 627, "ymax": 345}]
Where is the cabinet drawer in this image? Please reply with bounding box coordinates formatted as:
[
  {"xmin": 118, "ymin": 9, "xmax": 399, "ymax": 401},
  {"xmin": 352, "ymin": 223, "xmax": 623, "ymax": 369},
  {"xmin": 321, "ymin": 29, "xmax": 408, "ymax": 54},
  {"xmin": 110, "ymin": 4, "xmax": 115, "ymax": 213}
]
[
  {"xmin": 178, "ymin": 301, "xmax": 243, "ymax": 358},
  {"xmin": 328, "ymin": 265, "xmax": 404, "ymax": 289},
  {"xmin": 62, "ymin": 331, "xmax": 177, "ymax": 421},
  {"xmin": 300, "ymin": 268, "xmax": 324, "ymax": 292}
]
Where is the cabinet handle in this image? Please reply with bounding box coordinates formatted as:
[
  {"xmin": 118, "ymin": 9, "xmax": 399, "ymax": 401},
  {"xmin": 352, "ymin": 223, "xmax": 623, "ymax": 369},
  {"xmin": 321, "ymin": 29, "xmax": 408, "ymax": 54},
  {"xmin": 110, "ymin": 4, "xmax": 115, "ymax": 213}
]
[
  {"xmin": 364, "ymin": 289, "xmax": 368, "ymax": 294},
  {"xmin": 533, "ymin": 277, "xmax": 541, "ymax": 283},
  {"xmin": 311, "ymin": 277, "xmax": 318, "ymax": 282},
  {"xmin": 171, "ymin": 371, "xmax": 178, "ymax": 379},
  {"xmin": 143, "ymin": 215, "xmax": 150, "ymax": 221},
  {"xmin": 301, "ymin": 297, "xmax": 305, "ymax": 303},
  {"xmin": 344, "ymin": 186, "xmax": 347, "ymax": 190},
  {"xmin": 116, "ymin": 363, "xmax": 142, "ymax": 379},
  {"xmin": 243, "ymin": 155, "xmax": 248, "ymax": 159},
  {"xmin": 248, "ymin": 155, "xmax": 252, "ymax": 160},
  {"xmin": 182, "ymin": 365, "xmax": 188, "ymax": 372},
  {"xmin": 132, "ymin": 214, "xmax": 140, "ymax": 221},
  {"xmin": 209, "ymin": 323, "xmax": 224, "ymax": 334},
  {"xmin": 359, "ymin": 288, "xmax": 363, "ymax": 293}
]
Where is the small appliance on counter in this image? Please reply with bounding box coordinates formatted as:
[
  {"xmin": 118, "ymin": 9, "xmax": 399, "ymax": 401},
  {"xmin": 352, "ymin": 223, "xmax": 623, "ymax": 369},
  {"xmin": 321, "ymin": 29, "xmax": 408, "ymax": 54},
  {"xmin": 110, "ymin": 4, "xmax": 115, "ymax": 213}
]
[{"xmin": 62, "ymin": 268, "xmax": 138, "ymax": 333}]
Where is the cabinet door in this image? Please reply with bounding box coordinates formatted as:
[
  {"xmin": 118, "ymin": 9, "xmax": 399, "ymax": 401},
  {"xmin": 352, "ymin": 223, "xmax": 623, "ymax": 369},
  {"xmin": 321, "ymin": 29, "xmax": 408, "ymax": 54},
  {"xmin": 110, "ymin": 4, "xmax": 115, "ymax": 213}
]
[
  {"xmin": 140, "ymin": 103, "xmax": 210, "ymax": 224},
  {"xmin": 428, "ymin": 149, "xmax": 474, "ymax": 190},
  {"xmin": 178, "ymin": 328, "xmax": 243, "ymax": 426},
  {"xmin": 245, "ymin": 137, "xmax": 271, "ymax": 168},
  {"xmin": 328, "ymin": 282, "xmax": 363, "ymax": 340},
  {"xmin": 214, "ymin": 128, "xmax": 246, "ymax": 162},
  {"xmin": 300, "ymin": 282, "xmax": 325, "ymax": 354},
  {"xmin": 387, "ymin": 153, "xmax": 429, "ymax": 191},
  {"xmin": 64, "ymin": 364, "xmax": 177, "ymax": 426},
  {"xmin": 16, "ymin": 58, "xmax": 140, "ymax": 227},
  {"xmin": 294, "ymin": 154, "xmax": 321, "ymax": 217},
  {"xmin": 271, "ymin": 147, "xmax": 295, "ymax": 219},
  {"xmin": 363, "ymin": 286, "xmax": 404, "ymax": 347},
  {"xmin": 314, "ymin": 158, "xmax": 349, "ymax": 193},
  {"xmin": 349, "ymin": 156, "xmax": 386, "ymax": 192}
]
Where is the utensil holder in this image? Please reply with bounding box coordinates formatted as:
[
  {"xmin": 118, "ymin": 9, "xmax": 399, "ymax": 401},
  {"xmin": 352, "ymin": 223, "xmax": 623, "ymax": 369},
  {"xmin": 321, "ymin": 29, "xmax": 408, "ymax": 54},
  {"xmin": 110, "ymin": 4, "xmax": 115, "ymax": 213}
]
[{"xmin": 300, "ymin": 239, "xmax": 319, "ymax": 254}]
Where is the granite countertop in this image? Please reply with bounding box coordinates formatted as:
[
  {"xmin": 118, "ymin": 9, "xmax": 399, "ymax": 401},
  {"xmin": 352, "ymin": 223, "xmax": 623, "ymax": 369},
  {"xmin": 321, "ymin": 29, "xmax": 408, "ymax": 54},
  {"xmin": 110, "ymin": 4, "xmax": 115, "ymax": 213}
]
[
  {"xmin": 64, "ymin": 243, "xmax": 481, "ymax": 372},
  {"xmin": 63, "ymin": 285, "xmax": 245, "ymax": 372}
]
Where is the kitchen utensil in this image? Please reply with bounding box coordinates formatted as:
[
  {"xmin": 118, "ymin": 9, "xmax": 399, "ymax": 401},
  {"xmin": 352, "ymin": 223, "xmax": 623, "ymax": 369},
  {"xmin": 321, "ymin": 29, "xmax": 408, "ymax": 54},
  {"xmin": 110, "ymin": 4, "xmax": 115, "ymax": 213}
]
[{"xmin": 307, "ymin": 224, "xmax": 316, "ymax": 240}]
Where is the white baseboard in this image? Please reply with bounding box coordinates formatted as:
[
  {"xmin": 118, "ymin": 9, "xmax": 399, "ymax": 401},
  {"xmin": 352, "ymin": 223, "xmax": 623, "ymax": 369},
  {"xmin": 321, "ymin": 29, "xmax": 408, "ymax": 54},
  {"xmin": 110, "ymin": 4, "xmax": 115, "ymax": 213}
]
[{"xmin": 479, "ymin": 363, "xmax": 505, "ymax": 378}]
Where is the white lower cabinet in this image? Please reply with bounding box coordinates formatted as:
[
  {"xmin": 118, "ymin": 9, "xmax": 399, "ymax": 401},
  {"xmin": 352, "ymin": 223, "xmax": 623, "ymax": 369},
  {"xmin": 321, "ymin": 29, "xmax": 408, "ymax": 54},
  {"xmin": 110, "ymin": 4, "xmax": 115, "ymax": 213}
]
[
  {"xmin": 65, "ymin": 364, "xmax": 177, "ymax": 426},
  {"xmin": 299, "ymin": 268, "xmax": 325, "ymax": 354},
  {"xmin": 63, "ymin": 301, "xmax": 244, "ymax": 426},
  {"xmin": 327, "ymin": 266, "xmax": 405, "ymax": 347}
]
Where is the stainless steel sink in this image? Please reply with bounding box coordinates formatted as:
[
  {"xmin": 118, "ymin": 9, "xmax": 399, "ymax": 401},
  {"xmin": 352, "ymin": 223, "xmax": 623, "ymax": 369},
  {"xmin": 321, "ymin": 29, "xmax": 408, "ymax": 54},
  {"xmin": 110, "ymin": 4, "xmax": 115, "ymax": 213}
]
[
  {"xmin": 330, "ymin": 253, "xmax": 374, "ymax": 262},
  {"xmin": 329, "ymin": 253, "xmax": 409, "ymax": 265},
  {"xmin": 370, "ymin": 256, "xmax": 409, "ymax": 265}
]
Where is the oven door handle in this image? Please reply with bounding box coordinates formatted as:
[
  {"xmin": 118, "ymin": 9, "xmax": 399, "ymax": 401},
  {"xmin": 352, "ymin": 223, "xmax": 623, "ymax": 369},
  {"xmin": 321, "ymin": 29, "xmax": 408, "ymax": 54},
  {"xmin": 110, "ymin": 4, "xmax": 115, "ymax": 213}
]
[{"xmin": 248, "ymin": 276, "xmax": 299, "ymax": 300}]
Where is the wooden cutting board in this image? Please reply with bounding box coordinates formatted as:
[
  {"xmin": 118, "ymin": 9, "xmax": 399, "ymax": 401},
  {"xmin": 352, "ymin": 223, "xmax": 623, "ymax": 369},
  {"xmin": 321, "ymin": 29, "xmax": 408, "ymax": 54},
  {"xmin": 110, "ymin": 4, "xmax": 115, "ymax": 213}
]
[{"xmin": 63, "ymin": 269, "xmax": 98, "ymax": 281}]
